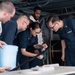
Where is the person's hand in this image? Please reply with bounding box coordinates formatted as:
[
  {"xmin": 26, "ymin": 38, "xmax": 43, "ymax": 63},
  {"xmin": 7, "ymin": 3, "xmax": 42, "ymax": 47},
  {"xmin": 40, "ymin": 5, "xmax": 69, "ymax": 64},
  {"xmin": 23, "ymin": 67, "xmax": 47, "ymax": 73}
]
[
  {"xmin": 37, "ymin": 55, "xmax": 43, "ymax": 59},
  {"xmin": 34, "ymin": 44, "xmax": 43, "ymax": 49},
  {"xmin": 34, "ymin": 50, "xmax": 39, "ymax": 54},
  {"xmin": 0, "ymin": 66, "xmax": 11, "ymax": 73},
  {"xmin": 42, "ymin": 44, "xmax": 48, "ymax": 48},
  {"xmin": 61, "ymin": 54, "xmax": 65, "ymax": 62},
  {"xmin": 0, "ymin": 41, "xmax": 6, "ymax": 48}
]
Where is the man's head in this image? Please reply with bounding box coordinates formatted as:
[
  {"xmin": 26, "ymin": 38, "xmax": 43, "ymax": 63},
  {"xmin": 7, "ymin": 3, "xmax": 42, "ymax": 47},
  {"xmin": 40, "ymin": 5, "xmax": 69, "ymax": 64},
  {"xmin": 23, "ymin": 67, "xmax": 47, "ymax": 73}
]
[
  {"xmin": 47, "ymin": 15, "xmax": 63, "ymax": 32},
  {"xmin": 30, "ymin": 22, "xmax": 41, "ymax": 37},
  {"xmin": 33, "ymin": 6, "xmax": 41, "ymax": 20},
  {"xmin": 0, "ymin": 1, "xmax": 16, "ymax": 23},
  {"xmin": 17, "ymin": 13, "xmax": 30, "ymax": 31}
]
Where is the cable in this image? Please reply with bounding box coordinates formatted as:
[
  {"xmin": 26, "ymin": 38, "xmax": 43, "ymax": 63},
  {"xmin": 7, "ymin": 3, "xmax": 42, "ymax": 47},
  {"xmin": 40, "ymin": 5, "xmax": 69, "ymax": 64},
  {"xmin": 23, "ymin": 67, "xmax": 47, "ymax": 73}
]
[
  {"xmin": 10, "ymin": 48, "xmax": 46, "ymax": 71},
  {"xmin": 10, "ymin": 41, "xmax": 60, "ymax": 71}
]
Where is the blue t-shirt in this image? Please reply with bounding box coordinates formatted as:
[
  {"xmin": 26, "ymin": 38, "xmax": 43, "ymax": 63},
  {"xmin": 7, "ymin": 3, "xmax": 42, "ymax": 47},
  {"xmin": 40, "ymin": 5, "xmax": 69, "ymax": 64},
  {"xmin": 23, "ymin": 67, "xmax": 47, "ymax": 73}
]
[{"xmin": 1, "ymin": 20, "xmax": 17, "ymax": 45}]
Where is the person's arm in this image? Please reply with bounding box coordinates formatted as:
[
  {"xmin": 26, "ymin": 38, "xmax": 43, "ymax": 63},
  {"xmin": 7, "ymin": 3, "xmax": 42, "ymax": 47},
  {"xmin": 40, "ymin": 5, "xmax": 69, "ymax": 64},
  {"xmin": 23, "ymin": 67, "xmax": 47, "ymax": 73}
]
[
  {"xmin": 0, "ymin": 40, "xmax": 6, "ymax": 48},
  {"xmin": 61, "ymin": 40, "xmax": 66, "ymax": 61},
  {"xmin": 34, "ymin": 44, "xmax": 48, "ymax": 49},
  {"xmin": 21, "ymin": 48, "xmax": 43, "ymax": 59}
]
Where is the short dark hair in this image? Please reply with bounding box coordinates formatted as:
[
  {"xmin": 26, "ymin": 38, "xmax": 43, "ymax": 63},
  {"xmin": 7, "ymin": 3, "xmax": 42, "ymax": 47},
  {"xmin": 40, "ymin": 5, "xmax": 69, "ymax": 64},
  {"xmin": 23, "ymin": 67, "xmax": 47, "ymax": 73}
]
[
  {"xmin": 47, "ymin": 15, "xmax": 60, "ymax": 24},
  {"xmin": 33, "ymin": 6, "xmax": 41, "ymax": 12},
  {"xmin": 29, "ymin": 22, "xmax": 41, "ymax": 30}
]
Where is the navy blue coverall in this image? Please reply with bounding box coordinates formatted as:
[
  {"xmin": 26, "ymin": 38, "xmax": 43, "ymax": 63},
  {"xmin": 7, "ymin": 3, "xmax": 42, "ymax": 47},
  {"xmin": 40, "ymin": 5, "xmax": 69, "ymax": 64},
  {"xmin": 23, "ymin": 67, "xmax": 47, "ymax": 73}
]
[
  {"xmin": 58, "ymin": 19, "xmax": 75, "ymax": 66},
  {"xmin": 16, "ymin": 29, "xmax": 43, "ymax": 69},
  {"xmin": 1, "ymin": 20, "xmax": 17, "ymax": 44}
]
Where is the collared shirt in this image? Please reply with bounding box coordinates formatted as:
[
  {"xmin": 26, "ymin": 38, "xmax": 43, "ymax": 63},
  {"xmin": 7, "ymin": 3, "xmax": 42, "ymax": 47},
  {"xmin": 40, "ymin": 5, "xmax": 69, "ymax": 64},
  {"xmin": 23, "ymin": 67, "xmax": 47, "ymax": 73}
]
[
  {"xmin": 1, "ymin": 20, "xmax": 17, "ymax": 45},
  {"xmin": 17, "ymin": 28, "xmax": 38, "ymax": 52},
  {"xmin": 57, "ymin": 19, "xmax": 75, "ymax": 44},
  {"xmin": 57, "ymin": 19, "xmax": 75, "ymax": 52}
]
